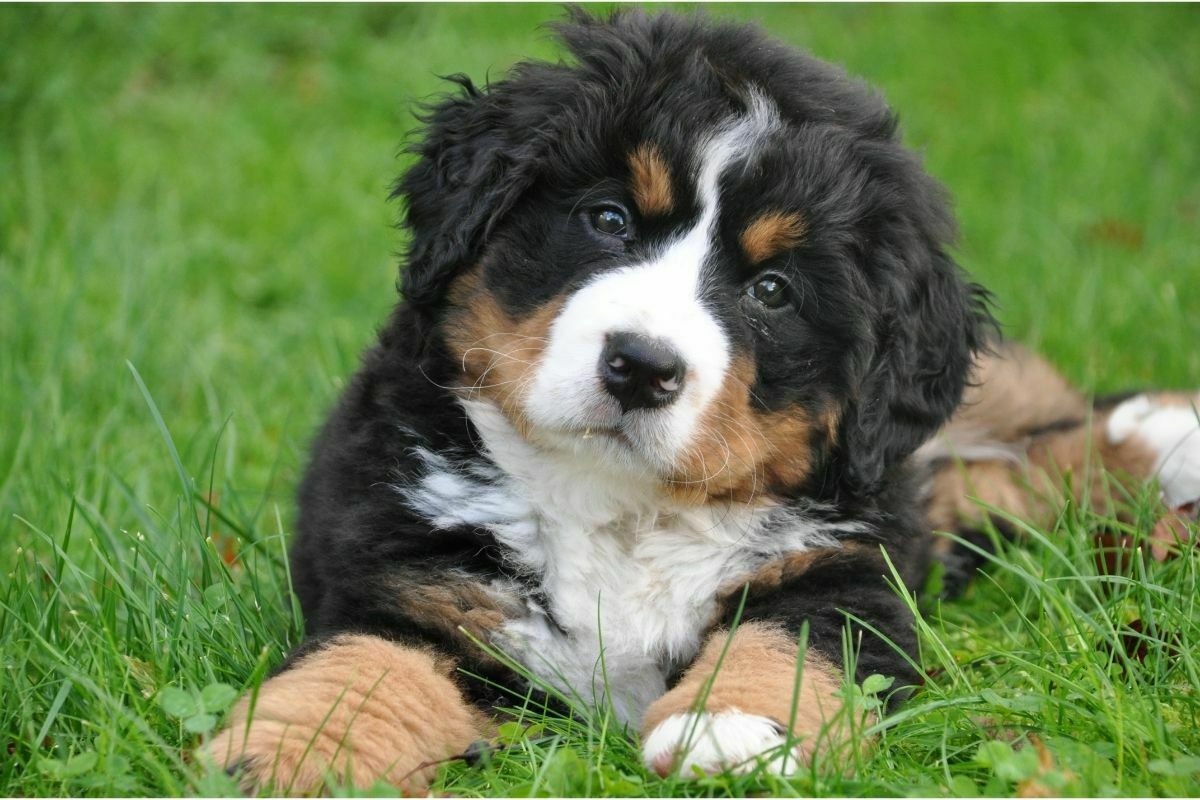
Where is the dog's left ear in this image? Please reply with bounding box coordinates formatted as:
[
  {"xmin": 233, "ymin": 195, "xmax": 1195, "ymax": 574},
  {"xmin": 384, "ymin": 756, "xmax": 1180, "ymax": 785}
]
[
  {"xmin": 840, "ymin": 157, "xmax": 993, "ymax": 494},
  {"xmin": 393, "ymin": 75, "xmax": 543, "ymax": 308}
]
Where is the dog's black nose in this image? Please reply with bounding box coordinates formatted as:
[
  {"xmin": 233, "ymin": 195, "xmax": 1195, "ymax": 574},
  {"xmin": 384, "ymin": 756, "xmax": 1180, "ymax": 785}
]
[{"xmin": 600, "ymin": 332, "xmax": 686, "ymax": 413}]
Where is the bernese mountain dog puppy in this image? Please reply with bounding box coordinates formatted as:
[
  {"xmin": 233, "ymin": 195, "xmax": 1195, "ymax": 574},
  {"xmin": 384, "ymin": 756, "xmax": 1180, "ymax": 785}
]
[{"xmin": 207, "ymin": 8, "xmax": 1200, "ymax": 792}]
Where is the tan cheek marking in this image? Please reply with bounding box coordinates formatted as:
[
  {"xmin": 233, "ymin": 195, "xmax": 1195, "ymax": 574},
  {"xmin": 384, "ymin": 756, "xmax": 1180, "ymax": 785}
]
[
  {"xmin": 629, "ymin": 143, "xmax": 674, "ymax": 217},
  {"xmin": 444, "ymin": 269, "xmax": 563, "ymax": 435},
  {"xmin": 204, "ymin": 635, "xmax": 488, "ymax": 794},
  {"xmin": 758, "ymin": 408, "xmax": 817, "ymax": 485},
  {"xmin": 641, "ymin": 622, "xmax": 864, "ymax": 765},
  {"xmin": 670, "ymin": 357, "xmax": 815, "ymax": 504},
  {"xmin": 740, "ymin": 211, "xmax": 807, "ymax": 264}
]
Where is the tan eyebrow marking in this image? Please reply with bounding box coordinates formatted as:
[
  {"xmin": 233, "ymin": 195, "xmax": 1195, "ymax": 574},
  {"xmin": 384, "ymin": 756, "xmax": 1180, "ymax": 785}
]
[
  {"xmin": 740, "ymin": 211, "xmax": 808, "ymax": 264},
  {"xmin": 628, "ymin": 143, "xmax": 674, "ymax": 216}
]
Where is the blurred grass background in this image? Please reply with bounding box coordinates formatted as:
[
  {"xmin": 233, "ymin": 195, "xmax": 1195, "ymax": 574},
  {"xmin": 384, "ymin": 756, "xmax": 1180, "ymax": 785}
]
[{"xmin": 1, "ymin": 3, "xmax": 1198, "ymax": 796}]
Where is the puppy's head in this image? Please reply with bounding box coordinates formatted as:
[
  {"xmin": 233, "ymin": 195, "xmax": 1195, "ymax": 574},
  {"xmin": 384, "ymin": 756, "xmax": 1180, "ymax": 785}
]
[{"xmin": 396, "ymin": 9, "xmax": 991, "ymax": 503}]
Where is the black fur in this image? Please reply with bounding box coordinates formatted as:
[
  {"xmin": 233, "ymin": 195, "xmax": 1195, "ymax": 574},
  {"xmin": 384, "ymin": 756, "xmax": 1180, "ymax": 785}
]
[{"xmin": 291, "ymin": 8, "xmax": 993, "ymax": 719}]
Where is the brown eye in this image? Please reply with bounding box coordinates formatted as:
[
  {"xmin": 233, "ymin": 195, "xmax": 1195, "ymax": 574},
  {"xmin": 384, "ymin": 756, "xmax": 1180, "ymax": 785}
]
[
  {"xmin": 591, "ymin": 206, "xmax": 630, "ymax": 238},
  {"xmin": 748, "ymin": 274, "xmax": 789, "ymax": 308}
]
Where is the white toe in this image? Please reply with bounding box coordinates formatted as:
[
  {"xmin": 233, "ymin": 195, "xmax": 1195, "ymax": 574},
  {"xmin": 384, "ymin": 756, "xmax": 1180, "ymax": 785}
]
[{"xmin": 642, "ymin": 711, "xmax": 800, "ymax": 778}]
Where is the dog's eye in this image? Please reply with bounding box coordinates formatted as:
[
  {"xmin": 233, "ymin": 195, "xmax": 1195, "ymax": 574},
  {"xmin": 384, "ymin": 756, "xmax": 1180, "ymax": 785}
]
[
  {"xmin": 590, "ymin": 206, "xmax": 630, "ymax": 239},
  {"xmin": 747, "ymin": 274, "xmax": 790, "ymax": 308}
]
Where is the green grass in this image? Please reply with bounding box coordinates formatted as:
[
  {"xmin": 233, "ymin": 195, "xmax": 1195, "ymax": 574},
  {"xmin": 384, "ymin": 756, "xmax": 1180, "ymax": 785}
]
[{"xmin": 2, "ymin": 3, "xmax": 1199, "ymax": 796}]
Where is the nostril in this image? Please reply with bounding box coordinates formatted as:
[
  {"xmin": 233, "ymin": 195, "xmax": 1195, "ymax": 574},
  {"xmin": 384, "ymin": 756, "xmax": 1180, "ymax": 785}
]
[{"xmin": 600, "ymin": 332, "xmax": 687, "ymax": 413}]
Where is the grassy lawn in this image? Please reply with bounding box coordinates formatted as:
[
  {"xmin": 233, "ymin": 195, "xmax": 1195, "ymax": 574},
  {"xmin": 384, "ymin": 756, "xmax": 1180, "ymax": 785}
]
[{"xmin": 2, "ymin": 3, "xmax": 1199, "ymax": 796}]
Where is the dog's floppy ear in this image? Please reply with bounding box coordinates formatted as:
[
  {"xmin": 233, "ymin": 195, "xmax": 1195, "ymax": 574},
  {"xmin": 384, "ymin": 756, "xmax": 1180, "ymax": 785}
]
[
  {"xmin": 393, "ymin": 75, "xmax": 541, "ymax": 308},
  {"xmin": 840, "ymin": 157, "xmax": 994, "ymax": 494}
]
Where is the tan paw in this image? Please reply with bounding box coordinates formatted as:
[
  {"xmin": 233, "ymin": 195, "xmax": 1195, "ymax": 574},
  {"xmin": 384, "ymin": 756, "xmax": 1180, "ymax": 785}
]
[{"xmin": 201, "ymin": 635, "xmax": 485, "ymax": 795}]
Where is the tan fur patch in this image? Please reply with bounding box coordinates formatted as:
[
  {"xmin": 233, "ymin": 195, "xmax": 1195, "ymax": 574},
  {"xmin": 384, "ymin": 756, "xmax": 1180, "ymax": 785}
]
[
  {"xmin": 205, "ymin": 635, "xmax": 488, "ymax": 794},
  {"xmin": 393, "ymin": 580, "xmax": 521, "ymax": 646},
  {"xmin": 669, "ymin": 357, "xmax": 819, "ymax": 504},
  {"xmin": 944, "ymin": 343, "xmax": 1089, "ymax": 446},
  {"xmin": 926, "ymin": 461, "xmax": 1036, "ymax": 537},
  {"xmin": 717, "ymin": 544, "xmax": 871, "ymax": 602},
  {"xmin": 628, "ymin": 144, "xmax": 674, "ymax": 216},
  {"xmin": 740, "ymin": 211, "xmax": 807, "ymax": 264},
  {"xmin": 444, "ymin": 269, "xmax": 562, "ymax": 435},
  {"xmin": 642, "ymin": 623, "xmax": 862, "ymax": 764},
  {"xmin": 1028, "ymin": 408, "xmax": 1158, "ymax": 509},
  {"xmin": 820, "ymin": 404, "xmax": 842, "ymax": 446}
]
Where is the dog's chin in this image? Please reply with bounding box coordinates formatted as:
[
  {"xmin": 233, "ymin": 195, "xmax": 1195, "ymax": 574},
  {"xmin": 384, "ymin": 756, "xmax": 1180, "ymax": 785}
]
[{"xmin": 524, "ymin": 408, "xmax": 686, "ymax": 480}]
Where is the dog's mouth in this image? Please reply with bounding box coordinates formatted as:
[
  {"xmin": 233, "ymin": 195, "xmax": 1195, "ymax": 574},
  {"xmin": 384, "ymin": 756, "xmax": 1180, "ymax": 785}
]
[
  {"xmin": 530, "ymin": 407, "xmax": 667, "ymax": 462},
  {"xmin": 546, "ymin": 406, "xmax": 690, "ymax": 473},
  {"xmin": 553, "ymin": 414, "xmax": 642, "ymax": 450}
]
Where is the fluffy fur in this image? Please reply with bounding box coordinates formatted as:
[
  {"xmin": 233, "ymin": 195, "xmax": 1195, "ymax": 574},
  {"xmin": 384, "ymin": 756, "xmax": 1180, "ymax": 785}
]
[{"xmin": 205, "ymin": 9, "xmax": 1200, "ymax": 791}]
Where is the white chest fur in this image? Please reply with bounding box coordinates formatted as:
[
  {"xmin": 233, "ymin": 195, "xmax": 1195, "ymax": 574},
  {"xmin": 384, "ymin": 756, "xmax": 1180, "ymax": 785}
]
[{"xmin": 396, "ymin": 400, "xmax": 848, "ymax": 725}]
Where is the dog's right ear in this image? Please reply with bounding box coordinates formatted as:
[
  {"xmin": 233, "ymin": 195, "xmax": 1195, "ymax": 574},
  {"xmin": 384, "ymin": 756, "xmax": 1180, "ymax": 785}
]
[{"xmin": 393, "ymin": 75, "xmax": 541, "ymax": 307}]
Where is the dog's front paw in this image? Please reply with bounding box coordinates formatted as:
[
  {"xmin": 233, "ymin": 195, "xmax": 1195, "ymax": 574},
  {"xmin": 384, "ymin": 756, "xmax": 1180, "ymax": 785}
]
[
  {"xmin": 205, "ymin": 718, "xmax": 343, "ymax": 796},
  {"xmin": 642, "ymin": 710, "xmax": 801, "ymax": 778},
  {"xmin": 638, "ymin": 624, "xmax": 858, "ymax": 781},
  {"xmin": 199, "ymin": 635, "xmax": 486, "ymax": 795}
]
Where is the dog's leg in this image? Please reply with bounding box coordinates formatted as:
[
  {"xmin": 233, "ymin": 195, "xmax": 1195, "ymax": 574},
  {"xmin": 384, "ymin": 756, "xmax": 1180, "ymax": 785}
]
[
  {"xmin": 641, "ymin": 623, "xmax": 848, "ymax": 778},
  {"xmin": 203, "ymin": 634, "xmax": 487, "ymax": 795},
  {"xmin": 928, "ymin": 395, "xmax": 1200, "ymax": 592},
  {"xmin": 925, "ymin": 343, "xmax": 1199, "ymax": 591},
  {"xmin": 928, "ymin": 390, "xmax": 1200, "ymax": 530},
  {"xmin": 641, "ymin": 547, "xmax": 916, "ymax": 778}
]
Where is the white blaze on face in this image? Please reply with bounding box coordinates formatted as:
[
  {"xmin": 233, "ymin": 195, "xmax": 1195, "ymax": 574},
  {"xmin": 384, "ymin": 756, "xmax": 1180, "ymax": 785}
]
[{"xmin": 524, "ymin": 94, "xmax": 781, "ymax": 472}]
